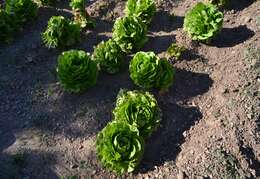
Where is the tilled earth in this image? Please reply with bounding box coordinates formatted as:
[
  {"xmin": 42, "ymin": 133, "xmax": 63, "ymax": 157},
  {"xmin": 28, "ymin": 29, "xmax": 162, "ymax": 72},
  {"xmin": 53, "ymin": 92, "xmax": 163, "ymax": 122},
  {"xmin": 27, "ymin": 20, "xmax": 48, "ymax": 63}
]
[{"xmin": 0, "ymin": 0, "xmax": 259, "ymax": 178}]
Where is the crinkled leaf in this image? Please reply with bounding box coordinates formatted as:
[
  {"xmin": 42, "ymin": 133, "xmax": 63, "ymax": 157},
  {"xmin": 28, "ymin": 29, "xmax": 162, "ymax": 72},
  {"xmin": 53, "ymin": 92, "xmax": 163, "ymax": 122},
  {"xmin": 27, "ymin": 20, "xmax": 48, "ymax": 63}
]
[
  {"xmin": 96, "ymin": 121, "xmax": 144, "ymax": 174},
  {"xmin": 184, "ymin": 2, "xmax": 223, "ymax": 41},
  {"xmin": 113, "ymin": 89, "xmax": 161, "ymax": 137},
  {"xmin": 42, "ymin": 16, "xmax": 81, "ymax": 48},
  {"xmin": 112, "ymin": 16, "xmax": 148, "ymax": 53},
  {"xmin": 92, "ymin": 39, "xmax": 123, "ymax": 74},
  {"xmin": 129, "ymin": 51, "xmax": 174, "ymax": 90},
  {"xmin": 57, "ymin": 50, "xmax": 98, "ymax": 93},
  {"xmin": 125, "ymin": 0, "xmax": 156, "ymax": 25},
  {"xmin": 5, "ymin": 0, "xmax": 38, "ymax": 25}
]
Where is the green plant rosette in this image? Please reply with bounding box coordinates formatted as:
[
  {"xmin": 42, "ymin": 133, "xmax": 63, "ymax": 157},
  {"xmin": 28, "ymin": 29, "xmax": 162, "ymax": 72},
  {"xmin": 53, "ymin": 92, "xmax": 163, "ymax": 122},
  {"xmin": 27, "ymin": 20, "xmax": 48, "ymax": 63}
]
[
  {"xmin": 125, "ymin": 0, "xmax": 156, "ymax": 25},
  {"xmin": 113, "ymin": 89, "xmax": 161, "ymax": 137},
  {"xmin": 183, "ymin": 2, "xmax": 224, "ymax": 41},
  {"xmin": 129, "ymin": 51, "xmax": 174, "ymax": 91},
  {"xmin": 208, "ymin": 0, "xmax": 229, "ymax": 8},
  {"xmin": 57, "ymin": 50, "xmax": 98, "ymax": 93},
  {"xmin": 167, "ymin": 43, "xmax": 186, "ymax": 60},
  {"xmin": 0, "ymin": 9, "xmax": 15, "ymax": 43},
  {"xmin": 96, "ymin": 121, "xmax": 144, "ymax": 174},
  {"xmin": 5, "ymin": 0, "xmax": 38, "ymax": 25},
  {"xmin": 92, "ymin": 39, "xmax": 123, "ymax": 74},
  {"xmin": 40, "ymin": 0, "xmax": 57, "ymax": 6},
  {"xmin": 112, "ymin": 16, "xmax": 148, "ymax": 53},
  {"xmin": 42, "ymin": 16, "xmax": 81, "ymax": 48}
]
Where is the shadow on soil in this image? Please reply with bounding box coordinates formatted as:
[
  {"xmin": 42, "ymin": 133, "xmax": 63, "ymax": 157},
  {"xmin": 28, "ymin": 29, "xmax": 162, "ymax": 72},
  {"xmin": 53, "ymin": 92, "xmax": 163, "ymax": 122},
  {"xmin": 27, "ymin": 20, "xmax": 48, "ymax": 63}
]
[
  {"xmin": 240, "ymin": 146, "xmax": 260, "ymax": 177},
  {"xmin": 150, "ymin": 11, "xmax": 184, "ymax": 33},
  {"xmin": 144, "ymin": 34, "xmax": 175, "ymax": 54},
  {"xmin": 227, "ymin": 0, "xmax": 255, "ymax": 11},
  {"xmin": 212, "ymin": 25, "xmax": 255, "ymax": 48},
  {"xmin": 0, "ymin": 5, "xmax": 213, "ymax": 177},
  {"xmin": 139, "ymin": 69, "xmax": 213, "ymax": 172},
  {"xmin": 0, "ymin": 150, "xmax": 58, "ymax": 179}
]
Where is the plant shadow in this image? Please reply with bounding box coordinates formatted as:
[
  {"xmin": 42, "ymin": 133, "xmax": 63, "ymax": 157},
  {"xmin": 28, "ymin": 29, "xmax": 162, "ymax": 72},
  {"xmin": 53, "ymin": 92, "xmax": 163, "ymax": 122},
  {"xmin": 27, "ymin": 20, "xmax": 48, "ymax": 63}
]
[
  {"xmin": 227, "ymin": 0, "xmax": 255, "ymax": 11},
  {"xmin": 212, "ymin": 25, "xmax": 255, "ymax": 48},
  {"xmin": 150, "ymin": 11, "xmax": 184, "ymax": 33},
  {"xmin": 138, "ymin": 69, "xmax": 213, "ymax": 172},
  {"xmin": 0, "ymin": 150, "xmax": 59, "ymax": 179},
  {"xmin": 143, "ymin": 34, "xmax": 175, "ymax": 54}
]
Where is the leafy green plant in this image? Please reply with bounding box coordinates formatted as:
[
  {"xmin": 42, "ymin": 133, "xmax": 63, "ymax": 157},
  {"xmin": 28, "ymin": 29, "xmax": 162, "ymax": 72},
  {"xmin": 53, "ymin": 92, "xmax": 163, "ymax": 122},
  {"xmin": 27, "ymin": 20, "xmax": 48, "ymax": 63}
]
[
  {"xmin": 183, "ymin": 2, "xmax": 224, "ymax": 42},
  {"xmin": 92, "ymin": 39, "xmax": 124, "ymax": 74},
  {"xmin": 42, "ymin": 16, "xmax": 81, "ymax": 48},
  {"xmin": 207, "ymin": 0, "xmax": 229, "ymax": 8},
  {"xmin": 70, "ymin": 0, "xmax": 95, "ymax": 28},
  {"xmin": 0, "ymin": 9, "xmax": 15, "ymax": 43},
  {"xmin": 113, "ymin": 89, "xmax": 161, "ymax": 137},
  {"xmin": 125, "ymin": 0, "xmax": 156, "ymax": 25},
  {"xmin": 57, "ymin": 50, "xmax": 98, "ymax": 93},
  {"xmin": 39, "ymin": 0, "xmax": 57, "ymax": 6},
  {"xmin": 112, "ymin": 16, "xmax": 148, "ymax": 53},
  {"xmin": 96, "ymin": 121, "xmax": 144, "ymax": 174},
  {"xmin": 129, "ymin": 51, "xmax": 174, "ymax": 91},
  {"xmin": 167, "ymin": 43, "xmax": 186, "ymax": 60},
  {"xmin": 5, "ymin": 0, "xmax": 38, "ymax": 25}
]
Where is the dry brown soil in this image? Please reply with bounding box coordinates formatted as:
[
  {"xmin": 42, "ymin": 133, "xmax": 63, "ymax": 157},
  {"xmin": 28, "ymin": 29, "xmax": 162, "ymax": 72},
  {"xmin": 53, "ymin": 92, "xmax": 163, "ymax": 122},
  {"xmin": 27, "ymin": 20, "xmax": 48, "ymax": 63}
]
[{"xmin": 0, "ymin": 0, "xmax": 259, "ymax": 179}]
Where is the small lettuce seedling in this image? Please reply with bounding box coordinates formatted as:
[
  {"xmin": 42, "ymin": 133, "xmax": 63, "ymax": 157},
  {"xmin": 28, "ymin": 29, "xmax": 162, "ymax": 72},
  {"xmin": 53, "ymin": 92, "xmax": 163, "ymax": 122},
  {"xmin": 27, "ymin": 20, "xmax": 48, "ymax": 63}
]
[
  {"xmin": 113, "ymin": 89, "xmax": 161, "ymax": 138},
  {"xmin": 70, "ymin": 0, "xmax": 95, "ymax": 28},
  {"xmin": 5, "ymin": 0, "xmax": 38, "ymax": 25},
  {"xmin": 112, "ymin": 16, "xmax": 148, "ymax": 53},
  {"xmin": 125, "ymin": 0, "xmax": 156, "ymax": 25},
  {"xmin": 129, "ymin": 51, "xmax": 174, "ymax": 91},
  {"xmin": 42, "ymin": 16, "xmax": 81, "ymax": 48},
  {"xmin": 207, "ymin": 0, "xmax": 229, "ymax": 8},
  {"xmin": 167, "ymin": 43, "xmax": 186, "ymax": 60},
  {"xmin": 39, "ymin": 0, "xmax": 57, "ymax": 6},
  {"xmin": 92, "ymin": 39, "xmax": 124, "ymax": 74},
  {"xmin": 184, "ymin": 2, "xmax": 224, "ymax": 42},
  {"xmin": 57, "ymin": 50, "xmax": 98, "ymax": 93},
  {"xmin": 96, "ymin": 121, "xmax": 144, "ymax": 174}
]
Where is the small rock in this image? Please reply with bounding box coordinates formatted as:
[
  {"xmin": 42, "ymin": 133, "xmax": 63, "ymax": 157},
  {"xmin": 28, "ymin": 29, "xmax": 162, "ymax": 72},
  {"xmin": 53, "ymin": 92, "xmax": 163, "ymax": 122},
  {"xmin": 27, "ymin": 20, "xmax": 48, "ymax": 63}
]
[
  {"xmin": 71, "ymin": 164, "xmax": 78, "ymax": 169},
  {"xmin": 177, "ymin": 170, "xmax": 185, "ymax": 179},
  {"xmin": 221, "ymin": 88, "xmax": 229, "ymax": 94},
  {"xmin": 247, "ymin": 113, "xmax": 253, "ymax": 119},
  {"xmin": 183, "ymin": 131, "xmax": 187, "ymax": 137},
  {"xmin": 244, "ymin": 17, "xmax": 252, "ymax": 23}
]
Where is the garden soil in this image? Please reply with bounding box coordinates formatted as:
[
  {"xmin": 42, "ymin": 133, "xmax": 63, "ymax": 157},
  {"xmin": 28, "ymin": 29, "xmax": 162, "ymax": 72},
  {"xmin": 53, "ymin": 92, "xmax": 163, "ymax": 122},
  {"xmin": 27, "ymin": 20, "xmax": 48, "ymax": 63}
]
[{"xmin": 0, "ymin": 0, "xmax": 259, "ymax": 178}]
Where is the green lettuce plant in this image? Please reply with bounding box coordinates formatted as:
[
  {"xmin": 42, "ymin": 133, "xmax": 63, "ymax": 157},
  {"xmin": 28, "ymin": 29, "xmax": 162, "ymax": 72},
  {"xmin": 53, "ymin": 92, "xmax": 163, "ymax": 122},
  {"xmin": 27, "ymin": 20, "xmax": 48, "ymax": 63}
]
[
  {"xmin": 125, "ymin": 0, "xmax": 156, "ymax": 25},
  {"xmin": 112, "ymin": 16, "xmax": 148, "ymax": 53},
  {"xmin": 42, "ymin": 16, "xmax": 81, "ymax": 48},
  {"xmin": 167, "ymin": 43, "xmax": 186, "ymax": 60},
  {"xmin": 92, "ymin": 39, "xmax": 123, "ymax": 74},
  {"xmin": 183, "ymin": 2, "xmax": 224, "ymax": 42},
  {"xmin": 129, "ymin": 51, "xmax": 174, "ymax": 91},
  {"xmin": 70, "ymin": 0, "xmax": 95, "ymax": 28},
  {"xmin": 39, "ymin": 0, "xmax": 57, "ymax": 6},
  {"xmin": 207, "ymin": 0, "xmax": 229, "ymax": 8},
  {"xmin": 5, "ymin": 0, "xmax": 38, "ymax": 25},
  {"xmin": 113, "ymin": 89, "xmax": 161, "ymax": 137},
  {"xmin": 0, "ymin": 9, "xmax": 15, "ymax": 43},
  {"xmin": 57, "ymin": 50, "xmax": 98, "ymax": 93},
  {"xmin": 96, "ymin": 121, "xmax": 144, "ymax": 174}
]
